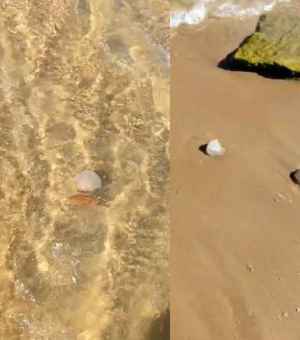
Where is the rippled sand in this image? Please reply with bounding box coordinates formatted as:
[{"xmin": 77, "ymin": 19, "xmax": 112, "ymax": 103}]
[{"xmin": 0, "ymin": 1, "xmax": 169, "ymax": 339}]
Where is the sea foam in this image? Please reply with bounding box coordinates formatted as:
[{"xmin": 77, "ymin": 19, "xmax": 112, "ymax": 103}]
[{"xmin": 170, "ymin": 0, "xmax": 290, "ymax": 28}]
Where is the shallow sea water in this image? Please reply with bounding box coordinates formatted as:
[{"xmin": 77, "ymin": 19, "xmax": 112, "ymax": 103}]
[{"xmin": 0, "ymin": 1, "xmax": 169, "ymax": 339}]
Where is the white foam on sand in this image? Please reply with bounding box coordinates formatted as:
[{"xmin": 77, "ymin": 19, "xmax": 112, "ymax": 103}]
[
  {"xmin": 170, "ymin": 2, "xmax": 208, "ymax": 28},
  {"xmin": 170, "ymin": 0, "xmax": 290, "ymax": 28}
]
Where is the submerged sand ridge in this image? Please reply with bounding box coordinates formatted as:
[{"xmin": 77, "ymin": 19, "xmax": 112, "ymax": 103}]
[{"xmin": 172, "ymin": 16, "xmax": 300, "ymax": 340}]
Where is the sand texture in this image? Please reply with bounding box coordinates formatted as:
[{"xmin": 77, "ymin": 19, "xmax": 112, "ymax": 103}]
[{"xmin": 171, "ymin": 17, "xmax": 300, "ymax": 340}]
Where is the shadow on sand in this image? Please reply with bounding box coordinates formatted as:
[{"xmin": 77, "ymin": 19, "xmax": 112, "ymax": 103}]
[
  {"xmin": 199, "ymin": 143, "xmax": 208, "ymax": 155},
  {"xmin": 290, "ymin": 169, "xmax": 300, "ymax": 186}
]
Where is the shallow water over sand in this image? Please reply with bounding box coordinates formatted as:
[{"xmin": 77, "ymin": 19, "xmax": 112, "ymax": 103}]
[{"xmin": 0, "ymin": 1, "xmax": 169, "ymax": 339}]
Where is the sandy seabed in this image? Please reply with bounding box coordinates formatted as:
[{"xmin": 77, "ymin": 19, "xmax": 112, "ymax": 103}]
[{"xmin": 171, "ymin": 17, "xmax": 300, "ymax": 340}]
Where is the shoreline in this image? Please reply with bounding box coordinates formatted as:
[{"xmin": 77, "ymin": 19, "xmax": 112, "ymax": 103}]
[
  {"xmin": 171, "ymin": 17, "xmax": 300, "ymax": 340},
  {"xmin": 170, "ymin": 0, "xmax": 291, "ymax": 28}
]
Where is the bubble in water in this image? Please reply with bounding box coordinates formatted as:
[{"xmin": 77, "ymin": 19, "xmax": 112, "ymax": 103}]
[{"xmin": 75, "ymin": 170, "xmax": 102, "ymax": 192}]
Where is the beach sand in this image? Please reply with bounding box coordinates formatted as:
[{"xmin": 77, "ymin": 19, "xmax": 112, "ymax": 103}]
[{"xmin": 171, "ymin": 18, "xmax": 300, "ymax": 340}]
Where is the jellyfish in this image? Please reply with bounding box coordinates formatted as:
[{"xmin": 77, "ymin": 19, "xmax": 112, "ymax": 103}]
[
  {"xmin": 74, "ymin": 170, "xmax": 102, "ymax": 192},
  {"xmin": 206, "ymin": 139, "xmax": 226, "ymax": 157}
]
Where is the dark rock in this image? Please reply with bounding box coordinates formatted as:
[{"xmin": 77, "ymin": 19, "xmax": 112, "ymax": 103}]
[{"xmin": 220, "ymin": 13, "xmax": 300, "ymax": 79}]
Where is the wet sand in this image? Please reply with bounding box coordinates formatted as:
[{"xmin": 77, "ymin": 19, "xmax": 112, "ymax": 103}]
[{"xmin": 171, "ymin": 18, "xmax": 300, "ymax": 340}]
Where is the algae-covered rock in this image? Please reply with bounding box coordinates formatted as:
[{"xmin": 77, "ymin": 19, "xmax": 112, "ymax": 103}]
[{"xmin": 232, "ymin": 13, "xmax": 300, "ymax": 78}]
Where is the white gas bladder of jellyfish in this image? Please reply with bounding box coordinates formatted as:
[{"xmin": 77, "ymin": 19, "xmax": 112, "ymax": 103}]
[{"xmin": 74, "ymin": 170, "xmax": 102, "ymax": 192}]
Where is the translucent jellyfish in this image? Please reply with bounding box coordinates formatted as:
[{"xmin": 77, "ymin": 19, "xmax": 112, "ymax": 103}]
[
  {"xmin": 75, "ymin": 170, "xmax": 102, "ymax": 192},
  {"xmin": 206, "ymin": 139, "xmax": 226, "ymax": 157}
]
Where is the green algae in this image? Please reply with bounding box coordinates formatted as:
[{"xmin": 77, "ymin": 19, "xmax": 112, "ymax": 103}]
[{"xmin": 233, "ymin": 13, "xmax": 300, "ymax": 74}]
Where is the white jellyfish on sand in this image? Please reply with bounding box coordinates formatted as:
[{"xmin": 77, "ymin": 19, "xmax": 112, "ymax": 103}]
[
  {"xmin": 206, "ymin": 139, "xmax": 226, "ymax": 157},
  {"xmin": 75, "ymin": 170, "xmax": 102, "ymax": 192}
]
